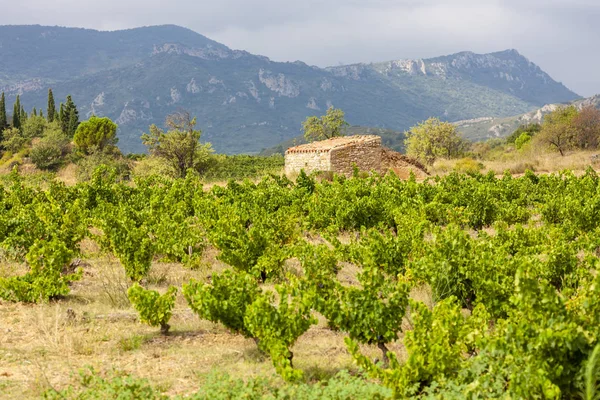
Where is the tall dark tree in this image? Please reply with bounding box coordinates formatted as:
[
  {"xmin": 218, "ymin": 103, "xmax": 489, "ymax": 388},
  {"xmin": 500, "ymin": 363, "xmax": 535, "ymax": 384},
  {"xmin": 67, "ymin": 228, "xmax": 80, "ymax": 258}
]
[
  {"xmin": 47, "ymin": 89, "xmax": 56, "ymax": 123},
  {"xmin": 20, "ymin": 105, "xmax": 27, "ymax": 124},
  {"xmin": 0, "ymin": 92, "xmax": 7, "ymax": 132},
  {"xmin": 12, "ymin": 96, "xmax": 21, "ymax": 130},
  {"xmin": 39, "ymin": 109, "xmax": 44, "ymax": 119},
  {"xmin": 59, "ymin": 102, "xmax": 65, "ymax": 132},
  {"xmin": 62, "ymin": 95, "xmax": 79, "ymax": 137}
]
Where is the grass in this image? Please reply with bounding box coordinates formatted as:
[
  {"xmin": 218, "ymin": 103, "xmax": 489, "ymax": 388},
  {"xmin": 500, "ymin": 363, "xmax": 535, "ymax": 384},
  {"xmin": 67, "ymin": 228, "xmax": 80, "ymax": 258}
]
[
  {"xmin": 0, "ymin": 238, "xmax": 419, "ymax": 399},
  {"xmin": 432, "ymin": 149, "xmax": 600, "ymax": 177}
]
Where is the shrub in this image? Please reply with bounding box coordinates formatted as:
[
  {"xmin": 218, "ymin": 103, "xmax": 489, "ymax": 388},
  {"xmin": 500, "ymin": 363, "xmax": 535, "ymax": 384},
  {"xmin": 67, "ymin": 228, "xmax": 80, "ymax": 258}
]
[
  {"xmin": 29, "ymin": 129, "xmax": 70, "ymax": 171},
  {"xmin": 77, "ymin": 149, "xmax": 131, "ymax": 182},
  {"xmin": 244, "ymin": 282, "xmax": 317, "ymax": 381},
  {"xmin": 0, "ymin": 238, "xmax": 82, "ymax": 303},
  {"xmin": 44, "ymin": 368, "xmax": 391, "ymax": 400},
  {"xmin": 132, "ymin": 156, "xmax": 178, "ymax": 179},
  {"xmin": 453, "ymin": 158, "xmax": 484, "ymax": 174},
  {"xmin": 515, "ymin": 132, "xmax": 532, "ymax": 149},
  {"xmin": 128, "ymin": 284, "xmax": 177, "ymax": 334},
  {"xmin": 21, "ymin": 115, "xmax": 48, "ymax": 139},
  {"xmin": 183, "ymin": 270, "xmax": 261, "ymax": 338},
  {"xmin": 1, "ymin": 127, "xmax": 26, "ymax": 153}
]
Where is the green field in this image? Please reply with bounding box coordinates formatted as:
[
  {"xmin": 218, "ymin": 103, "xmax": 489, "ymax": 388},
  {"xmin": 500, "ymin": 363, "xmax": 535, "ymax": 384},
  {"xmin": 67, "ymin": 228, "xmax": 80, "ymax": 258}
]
[{"xmin": 2, "ymin": 167, "xmax": 600, "ymax": 398}]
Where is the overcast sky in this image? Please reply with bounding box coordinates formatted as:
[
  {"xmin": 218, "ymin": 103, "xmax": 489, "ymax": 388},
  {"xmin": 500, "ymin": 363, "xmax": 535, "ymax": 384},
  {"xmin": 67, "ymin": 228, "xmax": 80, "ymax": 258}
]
[{"xmin": 2, "ymin": 0, "xmax": 599, "ymax": 96}]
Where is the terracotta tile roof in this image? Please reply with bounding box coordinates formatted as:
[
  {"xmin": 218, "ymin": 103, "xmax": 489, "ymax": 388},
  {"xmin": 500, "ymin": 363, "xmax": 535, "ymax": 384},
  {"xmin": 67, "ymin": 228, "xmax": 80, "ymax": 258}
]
[{"xmin": 285, "ymin": 135, "xmax": 381, "ymax": 154}]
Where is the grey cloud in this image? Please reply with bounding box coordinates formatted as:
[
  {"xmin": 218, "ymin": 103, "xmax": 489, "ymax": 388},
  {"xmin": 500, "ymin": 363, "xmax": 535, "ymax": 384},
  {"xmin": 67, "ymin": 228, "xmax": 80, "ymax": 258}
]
[{"xmin": 0, "ymin": 0, "xmax": 598, "ymax": 96}]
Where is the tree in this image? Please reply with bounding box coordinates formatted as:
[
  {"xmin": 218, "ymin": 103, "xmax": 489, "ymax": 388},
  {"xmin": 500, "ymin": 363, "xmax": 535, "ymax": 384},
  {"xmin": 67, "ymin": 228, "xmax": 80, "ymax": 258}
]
[
  {"xmin": 1, "ymin": 128, "xmax": 26, "ymax": 153},
  {"xmin": 506, "ymin": 123, "xmax": 541, "ymax": 144},
  {"xmin": 61, "ymin": 95, "xmax": 79, "ymax": 137},
  {"xmin": 404, "ymin": 117, "xmax": 468, "ymax": 165},
  {"xmin": 73, "ymin": 116, "xmax": 118, "ymax": 154},
  {"xmin": 12, "ymin": 96, "xmax": 21, "ymax": 130},
  {"xmin": 572, "ymin": 106, "xmax": 600, "ymax": 150},
  {"xmin": 59, "ymin": 102, "xmax": 64, "ymax": 128},
  {"xmin": 0, "ymin": 92, "xmax": 7, "ymax": 133},
  {"xmin": 141, "ymin": 111, "xmax": 213, "ymax": 178},
  {"xmin": 20, "ymin": 105, "xmax": 27, "ymax": 124},
  {"xmin": 537, "ymin": 105, "xmax": 579, "ymax": 156},
  {"xmin": 302, "ymin": 106, "xmax": 349, "ymax": 142},
  {"xmin": 29, "ymin": 126, "xmax": 70, "ymax": 170},
  {"xmin": 21, "ymin": 115, "xmax": 47, "ymax": 139},
  {"xmin": 47, "ymin": 89, "xmax": 56, "ymax": 123}
]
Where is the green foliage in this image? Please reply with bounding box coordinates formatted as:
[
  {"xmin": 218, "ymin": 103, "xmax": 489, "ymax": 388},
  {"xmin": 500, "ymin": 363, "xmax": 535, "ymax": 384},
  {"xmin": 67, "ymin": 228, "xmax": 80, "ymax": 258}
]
[
  {"xmin": 141, "ymin": 112, "xmax": 213, "ymax": 178},
  {"xmin": 30, "ymin": 126, "xmax": 70, "ymax": 170},
  {"xmin": 537, "ymin": 105, "xmax": 579, "ymax": 155},
  {"xmin": 0, "ymin": 238, "xmax": 82, "ymax": 303},
  {"xmin": 61, "ymin": 95, "xmax": 80, "ymax": 137},
  {"xmin": 302, "ymin": 107, "xmax": 349, "ymax": 142},
  {"xmin": 584, "ymin": 344, "xmax": 600, "ymax": 400},
  {"xmin": 188, "ymin": 370, "xmax": 391, "ymax": 399},
  {"xmin": 1, "ymin": 127, "xmax": 26, "ymax": 153},
  {"xmin": 514, "ymin": 131, "xmax": 532, "ymax": 149},
  {"xmin": 506, "ymin": 123, "xmax": 541, "ymax": 144},
  {"xmin": 300, "ymin": 243, "xmax": 411, "ymax": 364},
  {"xmin": 12, "ymin": 95, "xmax": 21, "ymax": 130},
  {"xmin": 132, "ymin": 156, "xmax": 178, "ymax": 179},
  {"xmin": 0, "ymin": 92, "xmax": 7, "ymax": 133},
  {"xmin": 244, "ymin": 280, "xmax": 317, "ymax": 381},
  {"xmin": 47, "ymin": 88, "xmax": 56, "ymax": 123},
  {"xmin": 21, "ymin": 115, "xmax": 47, "ymax": 139},
  {"xmin": 96, "ymin": 203, "xmax": 154, "ymax": 282},
  {"xmin": 183, "ymin": 270, "xmax": 261, "ymax": 338},
  {"xmin": 43, "ymin": 368, "xmax": 167, "ymax": 400},
  {"xmin": 404, "ymin": 117, "xmax": 469, "ymax": 165},
  {"xmin": 74, "ymin": 116, "xmax": 118, "ymax": 154},
  {"xmin": 76, "ymin": 150, "xmax": 131, "ymax": 182},
  {"xmin": 3, "ymin": 160, "xmax": 600, "ymax": 397},
  {"xmin": 44, "ymin": 368, "xmax": 390, "ymax": 400},
  {"xmin": 347, "ymin": 298, "xmax": 487, "ymax": 398},
  {"xmin": 204, "ymin": 196, "xmax": 298, "ymax": 281},
  {"xmin": 452, "ymin": 157, "xmax": 484, "ymax": 174},
  {"xmin": 128, "ymin": 284, "xmax": 177, "ymax": 334},
  {"xmin": 202, "ymin": 154, "xmax": 284, "ymax": 181}
]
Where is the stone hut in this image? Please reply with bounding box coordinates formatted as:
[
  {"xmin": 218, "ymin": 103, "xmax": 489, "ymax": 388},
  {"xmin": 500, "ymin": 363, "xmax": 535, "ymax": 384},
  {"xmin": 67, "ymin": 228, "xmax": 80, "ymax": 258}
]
[
  {"xmin": 285, "ymin": 135, "xmax": 382, "ymax": 177},
  {"xmin": 285, "ymin": 135, "xmax": 429, "ymax": 178}
]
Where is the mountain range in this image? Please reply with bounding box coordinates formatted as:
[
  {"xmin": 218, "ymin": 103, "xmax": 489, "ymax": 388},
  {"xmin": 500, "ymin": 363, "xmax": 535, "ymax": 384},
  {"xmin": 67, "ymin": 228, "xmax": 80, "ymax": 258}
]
[{"xmin": 0, "ymin": 24, "xmax": 581, "ymax": 154}]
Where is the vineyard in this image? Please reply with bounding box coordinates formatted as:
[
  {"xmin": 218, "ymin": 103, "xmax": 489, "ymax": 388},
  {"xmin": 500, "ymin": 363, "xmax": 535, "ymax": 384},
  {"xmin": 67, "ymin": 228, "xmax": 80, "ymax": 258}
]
[{"xmin": 2, "ymin": 166, "xmax": 600, "ymax": 398}]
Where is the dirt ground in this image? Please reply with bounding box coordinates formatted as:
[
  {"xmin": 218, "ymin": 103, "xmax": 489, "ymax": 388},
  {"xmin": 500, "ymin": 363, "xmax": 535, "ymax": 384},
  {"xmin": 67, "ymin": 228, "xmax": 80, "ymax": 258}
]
[{"xmin": 0, "ymin": 242, "xmax": 423, "ymax": 399}]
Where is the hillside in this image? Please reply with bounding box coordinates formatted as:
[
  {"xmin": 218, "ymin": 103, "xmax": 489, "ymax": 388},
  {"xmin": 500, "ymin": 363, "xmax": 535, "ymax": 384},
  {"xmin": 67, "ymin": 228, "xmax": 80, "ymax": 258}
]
[
  {"xmin": 0, "ymin": 25, "xmax": 580, "ymax": 154},
  {"xmin": 456, "ymin": 95, "xmax": 600, "ymax": 141}
]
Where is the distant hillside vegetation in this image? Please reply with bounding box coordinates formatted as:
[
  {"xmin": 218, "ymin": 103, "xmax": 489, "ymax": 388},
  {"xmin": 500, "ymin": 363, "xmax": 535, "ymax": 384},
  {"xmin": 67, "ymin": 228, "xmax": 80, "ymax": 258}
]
[{"xmin": 456, "ymin": 95, "xmax": 600, "ymax": 142}]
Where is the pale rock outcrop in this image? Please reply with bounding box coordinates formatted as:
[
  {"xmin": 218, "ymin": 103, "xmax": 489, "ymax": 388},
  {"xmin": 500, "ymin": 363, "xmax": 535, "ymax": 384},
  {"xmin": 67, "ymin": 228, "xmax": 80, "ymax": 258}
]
[{"xmin": 258, "ymin": 69, "xmax": 300, "ymax": 97}]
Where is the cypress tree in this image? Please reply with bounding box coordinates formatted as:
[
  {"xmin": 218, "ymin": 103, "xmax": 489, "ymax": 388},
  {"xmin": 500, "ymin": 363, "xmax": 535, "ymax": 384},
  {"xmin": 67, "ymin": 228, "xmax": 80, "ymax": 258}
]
[
  {"xmin": 0, "ymin": 92, "xmax": 7, "ymax": 132},
  {"xmin": 40, "ymin": 109, "xmax": 44, "ymax": 119},
  {"xmin": 20, "ymin": 105, "xmax": 27, "ymax": 124},
  {"xmin": 12, "ymin": 96, "xmax": 21, "ymax": 130},
  {"xmin": 47, "ymin": 89, "xmax": 56, "ymax": 123},
  {"xmin": 32, "ymin": 107, "xmax": 37, "ymax": 117},
  {"xmin": 59, "ymin": 102, "xmax": 65, "ymax": 133},
  {"xmin": 63, "ymin": 95, "xmax": 79, "ymax": 137}
]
